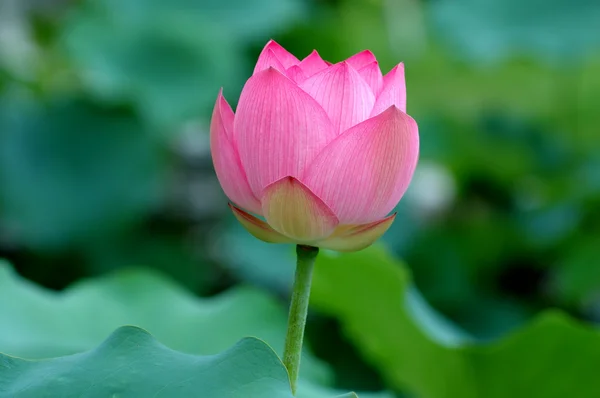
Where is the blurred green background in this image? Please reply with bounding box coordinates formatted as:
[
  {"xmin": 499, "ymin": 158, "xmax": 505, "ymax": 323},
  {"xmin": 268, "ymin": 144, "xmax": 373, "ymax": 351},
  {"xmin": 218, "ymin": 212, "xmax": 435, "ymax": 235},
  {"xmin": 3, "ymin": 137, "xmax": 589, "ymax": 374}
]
[{"xmin": 1, "ymin": 0, "xmax": 600, "ymax": 396}]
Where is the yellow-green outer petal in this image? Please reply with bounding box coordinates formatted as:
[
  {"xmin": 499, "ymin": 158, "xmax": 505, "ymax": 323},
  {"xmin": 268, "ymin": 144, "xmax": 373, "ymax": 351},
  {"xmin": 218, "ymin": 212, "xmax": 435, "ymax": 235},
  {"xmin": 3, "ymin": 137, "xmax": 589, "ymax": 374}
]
[
  {"xmin": 261, "ymin": 177, "xmax": 339, "ymax": 242},
  {"xmin": 229, "ymin": 203, "xmax": 292, "ymax": 243},
  {"xmin": 316, "ymin": 213, "xmax": 396, "ymax": 252}
]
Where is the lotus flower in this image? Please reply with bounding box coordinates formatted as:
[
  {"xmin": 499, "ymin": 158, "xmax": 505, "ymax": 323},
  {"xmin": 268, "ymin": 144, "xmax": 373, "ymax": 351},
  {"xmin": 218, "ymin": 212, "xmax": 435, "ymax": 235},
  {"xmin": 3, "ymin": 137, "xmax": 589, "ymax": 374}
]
[{"xmin": 210, "ymin": 40, "xmax": 419, "ymax": 252}]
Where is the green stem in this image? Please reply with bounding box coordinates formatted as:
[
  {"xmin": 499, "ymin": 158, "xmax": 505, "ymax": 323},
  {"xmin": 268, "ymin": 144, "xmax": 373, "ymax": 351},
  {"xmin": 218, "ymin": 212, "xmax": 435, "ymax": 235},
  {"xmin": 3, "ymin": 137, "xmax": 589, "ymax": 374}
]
[{"xmin": 283, "ymin": 245, "xmax": 318, "ymax": 396}]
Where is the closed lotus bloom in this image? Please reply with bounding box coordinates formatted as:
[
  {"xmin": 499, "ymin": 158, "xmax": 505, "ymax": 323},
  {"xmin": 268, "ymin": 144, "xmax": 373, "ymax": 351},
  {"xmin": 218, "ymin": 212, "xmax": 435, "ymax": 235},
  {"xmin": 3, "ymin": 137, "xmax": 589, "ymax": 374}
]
[{"xmin": 211, "ymin": 40, "xmax": 419, "ymax": 252}]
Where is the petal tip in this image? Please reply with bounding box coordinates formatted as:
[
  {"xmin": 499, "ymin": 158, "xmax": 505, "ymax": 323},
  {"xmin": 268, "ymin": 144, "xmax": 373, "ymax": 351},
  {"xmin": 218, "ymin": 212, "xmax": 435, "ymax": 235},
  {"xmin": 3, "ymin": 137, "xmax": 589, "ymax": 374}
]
[
  {"xmin": 390, "ymin": 63, "xmax": 405, "ymax": 74},
  {"xmin": 252, "ymin": 66, "xmax": 290, "ymax": 84},
  {"xmin": 380, "ymin": 104, "xmax": 404, "ymax": 118},
  {"xmin": 215, "ymin": 91, "xmax": 234, "ymax": 125},
  {"xmin": 265, "ymin": 66, "xmax": 286, "ymax": 77},
  {"xmin": 345, "ymin": 49, "xmax": 378, "ymax": 70},
  {"xmin": 353, "ymin": 49, "xmax": 376, "ymax": 59},
  {"xmin": 216, "ymin": 89, "xmax": 228, "ymax": 105},
  {"xmin": 362, "ymin": 60, "xmax": 380, "ymax": 68},
  {"xmin": 360, "ymin": 49, "xmax": 376, "ymax": 57},
  {"xmin": 381, "ymin": 106, "xmax": 418, "ymax": 131},
  {"xmin": 339, "ymin": 60, "xmax": 352, "ymax": 69},
  {"xmin": 264, "ymin": 39, "xmax": 281, "ymax": 49},
  {"xmin": 260, "ymin": 39, "xmax": 299, "ymax": 68}
]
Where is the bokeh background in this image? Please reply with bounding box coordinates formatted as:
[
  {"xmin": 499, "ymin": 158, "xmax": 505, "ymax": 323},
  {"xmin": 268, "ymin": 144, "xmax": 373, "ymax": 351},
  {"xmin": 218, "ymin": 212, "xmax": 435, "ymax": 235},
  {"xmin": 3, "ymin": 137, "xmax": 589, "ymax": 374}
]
[{"xmin": 1, "ymin": 0, "xmax": 600, "ymax": 396}]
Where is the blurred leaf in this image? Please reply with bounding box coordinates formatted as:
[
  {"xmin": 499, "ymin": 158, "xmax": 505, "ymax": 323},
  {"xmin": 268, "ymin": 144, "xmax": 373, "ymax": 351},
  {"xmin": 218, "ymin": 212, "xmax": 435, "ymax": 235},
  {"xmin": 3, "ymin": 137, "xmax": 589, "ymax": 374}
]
[
  {"xmin": 0, "ymin": 326, "xmax": 296, "ymax": 398},
  {"xmin": 59, "ymin": 0, "xmax": 305, "ymax": 128},
  {"xmin": 80, "ymin": 0, "xmax": 305, "ymax": 41},
  {"xmin": 216, "ymin": 221, "xmax": 296, "ymax": 292},
  {"xmin": 300, "ymin": 382, "xmax": 392, "ymax": 398},
  {"xmin": 554, "ymin": 237, "xmax": 600, "ymax": 304},
  {"xmin": 83, "ymin": 229, "xmax": 214, "ymax": 293},
  {"xmin": 0, "ymin": 260, "xmax": 330, "ymax": 389},
  {"xmin": 519, "ymin": 202, "xmax": 581, "ymax": 248},
  {"xmin": 429, "ymin": 0, "xmax": 600, "ymax": 63},
  {"xmin": 398, "ymin": 215, "xmax": 539, "ymax": 339},
  {"xmin": 311, "ymin": 246, "xmax": 600, "ymax": 398},
  {"xmin": 0, "ymin": 1, "xmax": 39, "ymax": 81},
  {"xmin": 0, "ymin": 259, "xmax": 380, "ymax": 398},
  {"xmin": 0, "ymin": 97, "xmax": 163, "ymax": 249}
]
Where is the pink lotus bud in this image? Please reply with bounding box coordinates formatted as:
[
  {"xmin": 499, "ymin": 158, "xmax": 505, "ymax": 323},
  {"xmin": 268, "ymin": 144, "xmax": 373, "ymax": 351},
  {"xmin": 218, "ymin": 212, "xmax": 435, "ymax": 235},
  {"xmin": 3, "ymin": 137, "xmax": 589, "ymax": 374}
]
[{"xmin": 210, "ymin": 40, "xmax": 419, "ymax": 252}]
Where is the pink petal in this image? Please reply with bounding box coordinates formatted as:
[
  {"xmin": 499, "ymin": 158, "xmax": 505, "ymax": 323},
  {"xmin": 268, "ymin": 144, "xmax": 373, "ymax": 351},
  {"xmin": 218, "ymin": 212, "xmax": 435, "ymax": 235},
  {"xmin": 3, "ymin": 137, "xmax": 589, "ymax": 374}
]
[
  {"xmin": 229, "ymin": 203, "xmax": 292, "ymax": 243},
  {"xmin": 371, "ymin": 63, "xmax": 406, "ymax": 116},
  {"xmin": 253, "ymin": 49, "xmax": 286, "ymax": 75},
  {"xmin": 345, "ymin": 50, "xmax": 377, "ymax": 70},
  {"xmin": 261, "ymin": 176, "xmax": 339, "ymax": 242},
  {"xmin": 358, "ymin": 61, "xmax": 384, "ymax": 96},
  {"xmin": 316, "ymin": 214, "xmax": 396, "ymax": 252},
  {"xmin": 300, "ymin": 62, "xmax": 375, "ymax": 135},
  {"xmin": 298, "ymin": 50, "xmax": 329, "ymax": 77},
  {"xmin": 303, "ymin": 106, "xmax": 419, "ymax": 224},
  {"xmin": 210, "ymin": 91, "xmax": 262, "ymax": 214},
  {"xmin": 259, "ymin": 39, "xmax": 300, "ymax": 69},
  {"xmin": 286, "ymin": 65, "xmax": 308, "ymax": 84},
  {"xmin": 234, "ymin": 68, "xmax": 336, "ymax": 196}
]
